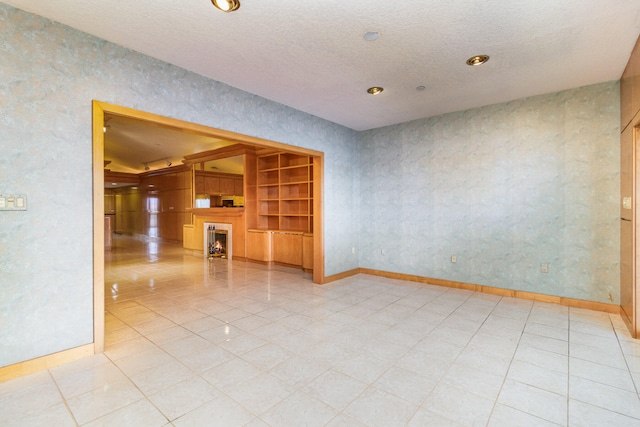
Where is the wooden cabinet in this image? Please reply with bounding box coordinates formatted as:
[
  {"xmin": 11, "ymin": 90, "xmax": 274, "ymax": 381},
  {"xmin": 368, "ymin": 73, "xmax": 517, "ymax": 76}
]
[
  {"xmin": 247, "ymin": 230, "xmax": 272, "ymax": 262},
  {"xmin": 302, "ymin": 233, "xmax": 313, "ymax": 271},
  {"xmin": 196, "ymin": 171, "xmax": 244, "ymax": 196},
  {"xmin": 621, "ymin": 36, "xmax": 640, "ymax": 129},
  {"xmin": 273, "ymin": 231, "xmax": 303, "ymax": 266}
]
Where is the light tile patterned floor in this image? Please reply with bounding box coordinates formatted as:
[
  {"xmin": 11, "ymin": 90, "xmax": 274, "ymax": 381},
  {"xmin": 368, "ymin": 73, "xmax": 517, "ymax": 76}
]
[{"xmin": 2, "ymin": 235, "xmax": 640, "ymax": 426}]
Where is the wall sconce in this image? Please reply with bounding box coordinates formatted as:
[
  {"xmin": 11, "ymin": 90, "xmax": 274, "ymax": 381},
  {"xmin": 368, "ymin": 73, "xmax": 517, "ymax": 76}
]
[{"xmin": 212, "ymin": 0, "xmax": 240, "ymax": 12}]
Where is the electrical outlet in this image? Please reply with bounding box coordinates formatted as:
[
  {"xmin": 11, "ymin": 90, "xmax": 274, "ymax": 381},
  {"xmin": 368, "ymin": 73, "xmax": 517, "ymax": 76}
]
[
  {"xmin": 381, "ymin": 249, "xmax": 385, "ymax": 255},
  {"xmin": 451, "ymin": 255, "xmax": 457, "ymax": 263},
  {"xmin": 608, "ymin": 292, "xmax": 613, "ymax": 302},
  {"xmin": 352, "ymin": 247, "xmax": 356, "ymax": 254},
  {"xmin": 540, "ymin": 263, "xmax": 549, "ymax": 273}
]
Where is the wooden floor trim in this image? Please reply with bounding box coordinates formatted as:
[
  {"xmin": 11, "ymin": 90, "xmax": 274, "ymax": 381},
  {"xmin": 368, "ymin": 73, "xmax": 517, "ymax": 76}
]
[
  {"xmin": 350, "ymin": 268, "xmax": 621, "ymax": 314},
  {"xmin": 321, "ymin": 268, "xmax": 360, "ymax": 284},
  {"xmin": 0, "ymin": 344, "xmax": 95, "ymax": 383}
]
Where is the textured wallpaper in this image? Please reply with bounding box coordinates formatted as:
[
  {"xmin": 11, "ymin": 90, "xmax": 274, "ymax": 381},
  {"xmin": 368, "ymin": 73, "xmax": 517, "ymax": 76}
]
[
  {"xmin": 0, "ymin": 4, "xmax": 359, "ymax": 367},
  {"xmin": 359, "ymin": 82, "xmax": 620, "ymax": 304}
]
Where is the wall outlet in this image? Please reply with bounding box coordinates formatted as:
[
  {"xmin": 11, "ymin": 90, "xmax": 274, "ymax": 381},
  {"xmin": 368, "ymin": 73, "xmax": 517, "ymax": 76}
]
[
  {"xmin": 352, "ymin": 247, "xmax": 356, "ymax": 254},
  {"xmin": 540, "ymin": 263, "xmax": 549, "ymax": 273},
  {"xmin": 381, "ymin": 249, "xmax": 385, "ymax": 255},
  {"xmin": 451, "ymin": 255, "xmax": 457, "ymax": 263}
]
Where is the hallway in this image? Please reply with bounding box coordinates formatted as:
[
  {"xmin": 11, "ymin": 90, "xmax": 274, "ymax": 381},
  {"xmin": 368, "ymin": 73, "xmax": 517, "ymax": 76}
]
[{"xmin": 1, "ymin": 235, "xmax": 640, "ymax": 426}]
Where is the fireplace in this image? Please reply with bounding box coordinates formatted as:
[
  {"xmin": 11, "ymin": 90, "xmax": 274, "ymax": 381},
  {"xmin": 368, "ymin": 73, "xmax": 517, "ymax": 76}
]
[{"xmin": 203, "ymin": 222, "xmax": 232, "ymax": 260}]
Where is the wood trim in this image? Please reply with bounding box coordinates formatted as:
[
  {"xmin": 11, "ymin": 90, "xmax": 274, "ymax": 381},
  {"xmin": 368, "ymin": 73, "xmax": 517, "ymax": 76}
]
[
  {"xmin": 357, "ymin": 268, "xmax": 620, "ymax": 314},
  {"xmin": 97, "ymin": 101, "xmax": 323, "ymax": 157},
  {"xmin": 322, "ymin": 268, "xmax": 360, "ymax": 284},
  {"xmin": 92, "ymin": 102, "xmax": 105, "ymax": 354},
  {"xmin": 0, "ymin": 344, "xmax": 94, "ymax": 383},
  {"xmin": 312, "ymin": 155, "xmax": 324, "ymax": 284}
]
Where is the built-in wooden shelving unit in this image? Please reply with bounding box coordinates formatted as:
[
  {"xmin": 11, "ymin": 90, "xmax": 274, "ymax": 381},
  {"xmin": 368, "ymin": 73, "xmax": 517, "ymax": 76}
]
[{"xmin": 257, "ymin": 152, "xmax": 313, "ymax": 233}]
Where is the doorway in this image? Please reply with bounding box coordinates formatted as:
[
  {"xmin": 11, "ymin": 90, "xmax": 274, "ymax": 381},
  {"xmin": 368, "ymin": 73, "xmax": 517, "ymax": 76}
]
[{"xmin": 92, "ymin": 100, "xmax": 325, "ymax": 353}]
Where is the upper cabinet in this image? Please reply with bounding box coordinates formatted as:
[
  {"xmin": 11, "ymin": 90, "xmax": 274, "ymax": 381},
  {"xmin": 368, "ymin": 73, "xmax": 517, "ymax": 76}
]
[
  {"xmin": 621, "ymin": 36, "xmax": 640, "ymax": 130},
  {"xmin": 195, "ymin": 171, "xmax": 243, "ymax": 196}
]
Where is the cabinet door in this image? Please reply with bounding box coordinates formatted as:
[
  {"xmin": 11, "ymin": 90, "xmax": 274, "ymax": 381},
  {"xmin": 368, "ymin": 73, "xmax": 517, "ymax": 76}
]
[
  {"xmin": 247, "ymin": 230, "xmax": 272, "ymax": 262},
  {"xmin": 195, "ymin": 175, "xmax": 205, "ymax": 193},
  {"xmin": 219, "ymin": 177, "xmax": 235, "ymax": 195},
  {"xmin": 273, "ymin": 232, "xmax": 303, "ymax": 266},
  {"xmin": 234, "ymin": 178, "xmax": 244, "ymax": 196},
  {"xmin": 205, "ymin": 177, "xmax": 220, "ymax": 194}
]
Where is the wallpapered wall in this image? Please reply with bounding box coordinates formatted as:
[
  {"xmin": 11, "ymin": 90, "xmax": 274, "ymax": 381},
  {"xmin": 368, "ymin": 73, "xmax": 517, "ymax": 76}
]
[
  {"xmin": 0, "ymin": 3, "xmax": 621, "ymax": 368},
  {"xmin": 359, "ymin": 82, "xmax": 620, "ymax": 304},
  {"xmin": 0, "ymin": 4, "xmax": 359, "ymax": 367}
]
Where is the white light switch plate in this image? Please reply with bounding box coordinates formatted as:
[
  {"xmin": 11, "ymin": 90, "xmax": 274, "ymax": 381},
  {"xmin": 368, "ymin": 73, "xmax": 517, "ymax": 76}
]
[
  {"xmin": 623, "ymin": 196, "xmax": 632, "ymax": 210},
  {"xmin": 0, "ymin": 194, "xmax": 27, "ymax": 211}
]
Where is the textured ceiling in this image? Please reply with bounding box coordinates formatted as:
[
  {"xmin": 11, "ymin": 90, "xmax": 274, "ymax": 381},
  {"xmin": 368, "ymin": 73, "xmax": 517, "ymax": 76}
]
[{"xmin": 5, "ymin": 0, "xmax": 640, "ymax": 132}]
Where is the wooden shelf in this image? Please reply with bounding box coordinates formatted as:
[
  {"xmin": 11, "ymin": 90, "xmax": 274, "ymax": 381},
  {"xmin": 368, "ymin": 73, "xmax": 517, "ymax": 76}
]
[{"xmin": 256, "ymin": 152, "xmax": 313, "ymax": 233}]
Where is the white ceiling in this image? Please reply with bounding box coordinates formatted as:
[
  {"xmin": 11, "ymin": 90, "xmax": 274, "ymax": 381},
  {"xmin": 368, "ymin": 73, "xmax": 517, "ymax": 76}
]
[{"xmin": 5, "ymin": 0, "xmax": 640, "ymax": 132}]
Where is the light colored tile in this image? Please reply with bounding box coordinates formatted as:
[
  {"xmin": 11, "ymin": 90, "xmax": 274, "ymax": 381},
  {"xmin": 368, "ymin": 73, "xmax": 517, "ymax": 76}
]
[
  {"xmin": 333, "ymin": 353, "xmax": 389, "ymax": 383},
  {"xmin": 489, "ymin": 404, "xmax": 561, "ymax": 427},
  {"xmin": 172, "ymin": 394, "xmax": 254, "ymax": 426},
  {"xmin": 1, "ymin": 402, "xmax": 75, "ymax": 427},
  {"xmin": 525, "ymin": 322, "xmax": 568, "ymax": 341},
  {"xmin": 0, "ymin": 381, "xmax": 65, "ymax": 423},
  {"xmin": 66, "ymin": 379, "xmax": 144, "ymax": 425},
  {"xmin": 53, "ymin": 362, "xmax": 129, "ymax": 399},
  {"xmin": 269, "ymin": 355, "xmax": 330, "ymax": 388},
  {"xmin": 569, "ymin": 399, "xmax": 640, "ymax": 427},
  {"xmin": 241, "ymin": 342, "xmax": 291, "ymax": 370},
  {"xmin": 519, "ymin": 332, "xmax": 568, "ymax": 355},
  {"xmin": 570, "ymin": 357, "xmax": 636, "ymax": 391},
  {"xmin": 408, "ymin": 408, "xmax": 465, "ymax": 427},
  {"xmin": 569, "ymin": 341, "xmax": 627, "ymax": 370},
  {"xmin": 145, "ymin": 325, "xmax": 194, "ymax": 345},
  {"xmin": 302, "ymin": 369, "xmax": 368, "ymax": 410},
  {"xmin": 201, "ymin": 357, "xmax": 263, "ymax": 390},
  {"xmin": 442, "ymin": 363, "xmax": 505, "ymax": 401},
  {"xmin": 569, "ymin": 376, "xmax": 640, "ymax": 419},
  {"xmin": 175, "ymin": 343, "xmax": 233, "ymax": 373},
  {"xmin": 513, "ymin": 345, "xmax": 568, "ymax": 374},
  {"xmin": 113, "ymin": 346, "xmax": 174, "ymax": 377},
  {"xmin": 344, "ymin": 387, "xmax": 418, "ymax": 427},
  {"xmin": 105, "ymin": 335, "xmax": 159, "ymax": 361},
  {"xmin": 423, "ymin": 382, "xmax": 495, "ymax": 427},
  {"xmin": 218, "ymin": 332, "xmax": 268, "ymax": 355},
  {"xmin": 454, "ymin": 348, "xmax": 512, "ymax": 377},
  {"xmin": 83, "ymin": 399, "xmax": 168, "ymax": 427},
  {"xmin": 497, "ymin": 379, "xmax": 567, "ymax": 425},
  {"xmin": 507, "ymin": 360, "xmax": 568, "ymax": 395},
  {"xmin": 224, "ymin": 372, "xmax": 292, "ymax": 415},
  {"xmin": 261, "ymin": 390, "xmax": 339, "ymax": 427},
  {"xmin": 129, "ymin": 360, "xmax": 194, "ymax": 396},
  {"xmin": 148, "ymin": 376, "xmax": 220, "ymax": 421},
  {"xmin": 325, "ymin": 413, "xmax": 370, "ymax": 427},
  {"xmin": 374, "ymin": 366, "xmax": 438, "ymax": 405}
]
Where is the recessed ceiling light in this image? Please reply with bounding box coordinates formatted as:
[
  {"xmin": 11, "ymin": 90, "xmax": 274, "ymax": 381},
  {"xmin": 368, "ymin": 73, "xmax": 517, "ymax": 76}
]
[
  {"xmin": 367, "ymin": 87, "xmax": 384, "ymax": 95},
  {"xmin": 364, "ymin": 31, "xmax": 379, "ymax": 41},
  {"xmin": 416, "ymin": 85, "xmax": 426, "ymax": 91},
  {"xmin": 466, "ymin": 54, "xmax": 490, "ymax": 66},
  {"xmin": 211, "ymin": 0, "xmax": 240, "ymax": 12}
]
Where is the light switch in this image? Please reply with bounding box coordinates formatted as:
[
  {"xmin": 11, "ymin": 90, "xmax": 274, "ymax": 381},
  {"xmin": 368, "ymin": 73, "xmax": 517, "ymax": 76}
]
[
  {"xmin": 623, "ymin": 197, "xmax": 632, "ymax": 210},
  {"xmin": 0, "ymin": 194, "xmax": 27, "ymax": 211}
]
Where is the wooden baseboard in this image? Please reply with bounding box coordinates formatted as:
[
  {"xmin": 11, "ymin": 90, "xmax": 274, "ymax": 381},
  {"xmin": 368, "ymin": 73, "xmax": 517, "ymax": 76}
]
[
  {"xmin": 321, "ymin": 268, "xmax": 360, "ymax": 284},
  {"xmin": 0, "ymin": 343, "xmax": 95, "ymax": 383},
  {"xmin": 334, "ymin": 268, "xmax": 621, "ymax": 314}
]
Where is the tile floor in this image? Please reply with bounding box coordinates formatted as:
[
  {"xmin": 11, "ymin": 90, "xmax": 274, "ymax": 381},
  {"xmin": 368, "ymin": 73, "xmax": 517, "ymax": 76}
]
[{"xmin": 2, "ymin": 235, "xmax": 640, "ymax": 426}]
